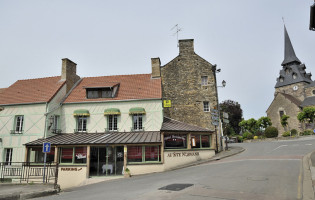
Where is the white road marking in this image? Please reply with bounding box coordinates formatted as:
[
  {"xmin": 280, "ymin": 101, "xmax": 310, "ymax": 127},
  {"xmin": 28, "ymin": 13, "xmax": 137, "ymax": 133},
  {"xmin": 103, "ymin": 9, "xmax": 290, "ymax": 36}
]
[
  {"xmin": 269, "ymin": 145, "xmax": 288, "ymax": 153},
  {"xmin": 305, "ymin": 144, "xmax": 312, "ymax": 146}
]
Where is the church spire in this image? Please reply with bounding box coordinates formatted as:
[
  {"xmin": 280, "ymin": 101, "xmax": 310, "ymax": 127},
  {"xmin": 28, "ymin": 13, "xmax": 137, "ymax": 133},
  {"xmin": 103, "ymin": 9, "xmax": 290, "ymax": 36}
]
[{"xmin": 281, "ymin": 25, "xmax": 301, "ymax": 66}]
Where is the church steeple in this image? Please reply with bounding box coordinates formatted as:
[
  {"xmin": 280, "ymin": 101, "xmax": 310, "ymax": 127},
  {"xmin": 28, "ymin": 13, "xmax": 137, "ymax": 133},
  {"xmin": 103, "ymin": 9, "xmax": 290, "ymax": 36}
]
[{"xmin": 281, "ymin": 25, "xmax": 301, "ymax": 66}]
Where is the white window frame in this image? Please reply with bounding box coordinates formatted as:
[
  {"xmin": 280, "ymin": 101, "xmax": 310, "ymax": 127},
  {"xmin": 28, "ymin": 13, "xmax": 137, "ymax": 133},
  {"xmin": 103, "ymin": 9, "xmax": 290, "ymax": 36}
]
[
  {"xmin": 203, "ymin": 102, "xmax": 210, "ymax": 112},
  {"xmin": 77, "ymin": 117, "xmax": 87, "ymax": 132},
  {"xmin": 15, "ymin": 115, "xmax": 24, "ymax": 133},
  {"xmin": 133, "ymin": 114, "xmax": 143, "ymax": 131},
  {"xmin": 108, "ymin": 115, "xmax": 118, "ymax": 131},
  {"xmin": 201, "ymin": 76, "xmax": 208, "ymax": 86}
]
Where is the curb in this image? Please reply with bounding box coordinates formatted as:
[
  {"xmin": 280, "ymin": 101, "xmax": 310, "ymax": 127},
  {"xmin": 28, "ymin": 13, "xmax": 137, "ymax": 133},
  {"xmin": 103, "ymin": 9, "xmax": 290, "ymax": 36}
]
[
  {"xmin": 0, "ymin": 189, "xmax": 58, "ymax": 200},
  {"xmin": 302, "ymin": 152, "xmax": 315, "ymax": 200}
]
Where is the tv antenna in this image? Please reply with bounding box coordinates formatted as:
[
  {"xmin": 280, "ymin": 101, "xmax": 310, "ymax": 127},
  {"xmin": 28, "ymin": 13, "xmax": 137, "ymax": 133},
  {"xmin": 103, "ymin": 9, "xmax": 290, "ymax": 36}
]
[{"xmin": 171, "ymin": 24, "xmax": 182, "ymax": 47}]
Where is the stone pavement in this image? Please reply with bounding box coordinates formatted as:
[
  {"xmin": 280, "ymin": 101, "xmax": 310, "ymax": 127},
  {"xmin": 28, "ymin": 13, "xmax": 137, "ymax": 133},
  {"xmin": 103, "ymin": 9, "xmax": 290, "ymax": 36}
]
[{"xmin": 0, "ymin": 147, "xmax": 244, "ymax": 200}]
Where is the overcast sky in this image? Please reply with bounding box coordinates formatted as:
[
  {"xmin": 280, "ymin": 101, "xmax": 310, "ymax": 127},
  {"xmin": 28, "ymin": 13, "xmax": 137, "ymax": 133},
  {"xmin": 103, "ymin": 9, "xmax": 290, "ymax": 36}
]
[{"xmin": 0, "ymin": 0, "xmax": 314, "ymax": 120}]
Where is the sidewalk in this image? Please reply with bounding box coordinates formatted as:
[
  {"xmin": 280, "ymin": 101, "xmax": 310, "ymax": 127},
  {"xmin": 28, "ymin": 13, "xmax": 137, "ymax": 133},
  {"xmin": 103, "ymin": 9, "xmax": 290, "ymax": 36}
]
[
  {"xmin": 0, "ymin": 147, "xmax": 244, "ymax": 200},
  {"xmin": 0, "ymin": 183, "xmax": 58, "ymax": 200},
  {"xmin": 304, "ymin": 151, "xmax": 315, "ymax": 199}
]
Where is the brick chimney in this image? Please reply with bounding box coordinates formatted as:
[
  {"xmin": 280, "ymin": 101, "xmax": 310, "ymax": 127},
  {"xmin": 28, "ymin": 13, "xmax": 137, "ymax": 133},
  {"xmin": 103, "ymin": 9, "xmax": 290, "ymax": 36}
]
[
  {"xmin": 179, "ymin": 39, "xmax": 194, "ymax": 55},
  {"xmin": 61, "ymin": 58, "xmax": 80, "ymax": 93},
  {"xmin": 151, "ymin": 57, "xmax": 161, "ymax": 78}
]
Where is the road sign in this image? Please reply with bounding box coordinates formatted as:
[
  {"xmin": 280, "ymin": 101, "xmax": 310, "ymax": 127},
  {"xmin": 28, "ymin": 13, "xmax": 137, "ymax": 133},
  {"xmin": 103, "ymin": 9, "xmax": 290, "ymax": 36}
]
[
  {"xmin": 210, "ymin": 109, "xmax": 218, "ymax": 113},
  {"xmin": 223, "ymin": 119, "xmax": 229, "ymax": 124},
  {"xmin": 212, "ymin": 121, "xmax": 219, "ymax": 126},
  {"xmin": 163, "ymin": 100, "xmax": 171, "ymax": 107},
  {"xmin": 212, "ymin": 116, "xmax": 219, "ymax": 121},
  {"xmin": 211, "ymin": 112, "xmax": 219, "ymax": 116},
  {"xmin": 43, "ymin": 142, "xmax": 51, "ymax": 153},
  {"xmin": 223, "ymin": 112, "xmax": 229, "ymax": 119}
]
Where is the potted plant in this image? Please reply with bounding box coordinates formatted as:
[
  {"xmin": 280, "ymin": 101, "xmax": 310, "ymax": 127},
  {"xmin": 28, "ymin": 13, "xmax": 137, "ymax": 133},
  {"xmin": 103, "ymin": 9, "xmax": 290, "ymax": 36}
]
[{"xmin": 124, "ymin": 168, "xmax": 131, "ymax": 178}]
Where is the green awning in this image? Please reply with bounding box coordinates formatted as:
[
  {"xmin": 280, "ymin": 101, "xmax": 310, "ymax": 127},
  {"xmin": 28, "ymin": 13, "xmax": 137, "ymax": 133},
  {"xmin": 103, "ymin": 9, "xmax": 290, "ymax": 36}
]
[
  {"xmin": 73, "ymin": 109, "xmax": 90, "ymax": 116},
  {"xmin": 104, "ymin": 108, "xmax": 121, "ymax": 115},
  {"xmin": 129, "ymin": 107, "xmax": 146, "ymax": 115}
]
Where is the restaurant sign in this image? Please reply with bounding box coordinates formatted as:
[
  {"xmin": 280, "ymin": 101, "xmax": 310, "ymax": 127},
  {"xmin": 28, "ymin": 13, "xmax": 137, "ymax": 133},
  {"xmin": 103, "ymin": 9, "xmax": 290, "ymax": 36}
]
[
  {"xmin": 61, "ymin": 167, "xmax": 83, "ymax": 172},
  {"xmin": 166, "ymin": 152, "xmax": 199, "ymax": 157}
]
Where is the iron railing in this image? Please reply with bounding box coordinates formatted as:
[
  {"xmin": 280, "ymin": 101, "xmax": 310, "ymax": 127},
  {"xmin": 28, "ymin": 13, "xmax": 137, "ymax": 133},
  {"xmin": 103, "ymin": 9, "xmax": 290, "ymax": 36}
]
[{"xmin": 0, "ymin": 162, "xmax": 59, "ymax": 187}]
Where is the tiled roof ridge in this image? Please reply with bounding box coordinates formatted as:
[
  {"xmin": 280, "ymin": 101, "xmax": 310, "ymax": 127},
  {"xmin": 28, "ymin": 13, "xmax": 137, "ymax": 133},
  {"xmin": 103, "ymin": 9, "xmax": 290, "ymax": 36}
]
[
  {"xmin": 81, "ymin": 73, "xmax": 154, "ymax": 79},
  {"xmin": 16, "ymin": 75, "xmax": 61, "ymax": 82}
]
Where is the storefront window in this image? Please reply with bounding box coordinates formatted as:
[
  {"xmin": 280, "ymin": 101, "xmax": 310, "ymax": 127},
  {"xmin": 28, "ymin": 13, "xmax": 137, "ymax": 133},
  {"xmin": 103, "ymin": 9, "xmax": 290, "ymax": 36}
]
[
  {"xmin": 27, "ymin": 147, "xmax": 55, "ymax": 163},
  {"xmin": 61, "ymin": 148, "xmax": 73, "ymax": 163},
  {"xmin": 192, "ymin": 134, "xmax": 211, "ymax": 149},
  {"xmin": 127, "ymin": 146, "xmax": 161, "ymax": 163},
  {"xmin": 164, "ymin": 134, "xmax": 187, "ymax": 149},
  {"xmin": 74, "ymin": 147, "xmax": 87, "ymax": 163},
  {"xmin": 60, "ymin": 147, "xmax": 87, "ymax": 164},
  {"xmin": 145, "ymin": 146, "xmax": 159, "ymax": 162},
  {"xmin": 127, "ymin": 146, "xmax": 142, "ymax": 162}
]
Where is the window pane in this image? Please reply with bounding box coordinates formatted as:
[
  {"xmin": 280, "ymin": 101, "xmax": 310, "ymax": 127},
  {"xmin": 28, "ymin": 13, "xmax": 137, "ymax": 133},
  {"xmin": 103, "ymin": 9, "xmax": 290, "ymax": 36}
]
[
  {"xmin": 201, "ymin": 76, "xmax": 208, "ymax": 85},
  {"xmin": 127, "ymin": 146, "xmax": 142, "ymax": 162},
  {"xmin": 164, "ymin": 134, "xmax": 187, "ymax": 149},
  {"xmin": 145, "ymin": 146, "xmax": 159, "ymax": 162},
  {"xmin": 109, "ymin": 115, "xmax": 113, "ymax": 130},
  {"xmin": 87, "ymin": 90, "xmax": 99, "ymax": 98},
  {"xmin": 191, "ymin": 135, "xmax": 201, "ymax": 148},
  {"xmin": 203, "ymin": 102, "xmax": 209, "ymax": 112},
  {"xmin": 113, "ymin": 115, "xmax": 117, "ymax": 130},
  {"xmin": 61, "ymin": 148, "xmax": 73, "ymax": 163},
  {"xmin": 15, "ymin": 116, "xmax": 23, "ymax": 132},
  {"xmin": 101, "ymin": 90, "xmax": 112, "ymax": 98},
  {"xmin": 74, "ymin": 147, "xmax": 87, "ymax": 163},
  {"xmin": 201, "ymin": 135, "xmax": 210, "ymax": 148},
  {"xmin": 5, "ymin": 148, "xmax": 12, "ymax": 165},
  {"xmin": 29, "ymin": 147, "xmax": 55, "ymax": 163},
  {"xmin": 78, "ymin": 117, "xmax": 87, "ymax": 131},
  {"xmin": 53, "ymin": 116, "xmax": 59, "ymax": 129},
  {"xmin": 133, "ymin": 115, "xmax": 138, "ymax": 130}
]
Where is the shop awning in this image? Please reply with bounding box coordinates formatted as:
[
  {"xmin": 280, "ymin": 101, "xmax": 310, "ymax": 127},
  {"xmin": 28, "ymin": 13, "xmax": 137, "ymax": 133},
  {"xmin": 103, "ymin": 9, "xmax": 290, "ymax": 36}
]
[
  {"xmin": 104, "ymin": 108, "xmax": 121, "ymax": 115},
  {"xmin": 73, "ymin": 109, "xmax": 90, "ymax": 116},
  {"xmin": 129, "ymin": 107, "xmax": 146, "ymax": 115}
]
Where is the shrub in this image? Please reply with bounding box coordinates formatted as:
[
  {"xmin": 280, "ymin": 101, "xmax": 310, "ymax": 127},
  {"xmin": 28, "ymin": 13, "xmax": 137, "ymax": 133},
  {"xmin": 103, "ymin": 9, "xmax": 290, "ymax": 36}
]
[
  {"xmin": 301, "ymin": 129, "xmax": 313, "ymax": 136},
  {"xmin": 265, "ymin": 126, "xmax": 278, "ymax": 138},
  {"xmin": 253, "ymin": 136, "xmax": 258, "ymax": 139},
  {"xmin": 291, "ymin": 129, "xmax": 298, "ymax": 135},
  {"xmin": 237, "ymin": 136, "xmax": 243, "ymax": 143},
  {"xmin": 243, "ymin": 132, "xmax": 253, "ymax": 140},
  {"xmin": 254, "ymin": 130, "xmax": 265, "ymax": 137},
  {"xmin": 282, "ymin": 131, "xmax": 290, "ymax": 137}
]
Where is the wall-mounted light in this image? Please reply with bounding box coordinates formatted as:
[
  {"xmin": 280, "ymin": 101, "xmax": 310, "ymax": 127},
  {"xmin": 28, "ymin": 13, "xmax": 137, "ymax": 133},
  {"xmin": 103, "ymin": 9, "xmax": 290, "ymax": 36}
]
[
  {"xmin": 222, "ymin": 80, "xmax": 226, "ymax": 87},
  {"xmin": 310, "ymin": 1, "xmax": 315, "ymax": 31}
]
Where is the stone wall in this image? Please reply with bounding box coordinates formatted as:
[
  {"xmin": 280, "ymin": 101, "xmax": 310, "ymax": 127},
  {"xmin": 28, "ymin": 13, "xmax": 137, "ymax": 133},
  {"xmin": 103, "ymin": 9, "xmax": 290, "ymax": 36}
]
[
  {"xmin": 267, "ymin": 93, "xmax": 302, "ymax": 135},
  {"xmin": 160, "ymin": 39, "xmax": 217, "ymax": 131},
  {"xmin": 274, "ymin": 82, "xmax": 308, "ymax": 101}
]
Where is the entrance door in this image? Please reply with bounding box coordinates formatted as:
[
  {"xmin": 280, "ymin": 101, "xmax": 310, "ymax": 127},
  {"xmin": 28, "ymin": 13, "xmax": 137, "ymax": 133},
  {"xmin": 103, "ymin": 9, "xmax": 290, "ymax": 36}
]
[{"xmin": 89, "ymin": 146, "xmax": 124, "ymax": 176}]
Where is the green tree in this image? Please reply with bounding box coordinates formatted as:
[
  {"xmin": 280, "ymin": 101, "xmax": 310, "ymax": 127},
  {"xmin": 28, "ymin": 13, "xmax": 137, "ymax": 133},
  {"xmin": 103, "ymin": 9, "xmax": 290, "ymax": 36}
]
[
  {"xmin": 281, "ymin": 115, "xmax": 290, "ymax": 131},
  {"xmin": 219, "ymin": 100, "xmax": 243, "ymax": 134},
  {"xmin": 297, "ymin": 106, "xmax": 315, "ymax": 123},
  {"xmin": 238, "ymin": 118, "xmax": 258, "ymax": 133},
  {"xmin": 257, "ymin": 116, "xmax": 272, "ymax": 130}
]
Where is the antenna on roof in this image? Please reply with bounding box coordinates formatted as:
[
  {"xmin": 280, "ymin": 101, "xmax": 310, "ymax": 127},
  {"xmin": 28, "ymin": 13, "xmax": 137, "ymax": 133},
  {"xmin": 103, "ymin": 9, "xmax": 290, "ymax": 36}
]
[
  {"xmin": 282, "ymin": 17, "xmax": 286, "ymax": 25},
  {"xmin": 171, "ymin": 24, "xmax": 182, "ymax": 47}
]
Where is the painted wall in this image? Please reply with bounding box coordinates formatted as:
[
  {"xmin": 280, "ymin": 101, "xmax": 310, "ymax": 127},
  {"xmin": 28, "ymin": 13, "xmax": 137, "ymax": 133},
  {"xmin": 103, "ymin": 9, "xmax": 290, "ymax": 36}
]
[
  {"xmin": 0, "ymin": 103, "xmax": 47, "ymax": 162},
  {"xmin": 58, "ymin": 166, "xmax": 87, "ymax": 189},
  {"xmin": 61, "ymin": 99, "xmax": 163, "ymax": 133}
]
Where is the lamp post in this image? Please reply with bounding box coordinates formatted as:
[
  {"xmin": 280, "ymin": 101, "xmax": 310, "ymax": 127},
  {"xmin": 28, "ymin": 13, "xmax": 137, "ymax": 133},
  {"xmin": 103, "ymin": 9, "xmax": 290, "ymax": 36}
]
[{"xmin": 217, "ymin": 80, "xmax": 226, "ymax": 151}]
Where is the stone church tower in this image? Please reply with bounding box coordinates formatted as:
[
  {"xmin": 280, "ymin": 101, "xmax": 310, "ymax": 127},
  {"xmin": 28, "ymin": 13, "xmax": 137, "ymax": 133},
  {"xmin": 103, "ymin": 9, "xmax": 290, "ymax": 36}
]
[{"xmin": 267, "ymin": 26, "xmax": 315, "ymax": 134}]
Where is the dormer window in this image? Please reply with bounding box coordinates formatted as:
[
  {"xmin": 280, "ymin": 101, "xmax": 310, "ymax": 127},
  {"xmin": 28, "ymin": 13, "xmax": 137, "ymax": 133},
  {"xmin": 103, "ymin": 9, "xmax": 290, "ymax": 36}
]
[
  {"xmin": 85, "ymin": 83, "xmax": 119, "ymax": 99},
  {"xmin": 292, "ymin": 73, "xmax": 297, "ymax": 79},
  {"xmin": 279, "ymin": 77, "xmax": 284, "ymax": 82}
]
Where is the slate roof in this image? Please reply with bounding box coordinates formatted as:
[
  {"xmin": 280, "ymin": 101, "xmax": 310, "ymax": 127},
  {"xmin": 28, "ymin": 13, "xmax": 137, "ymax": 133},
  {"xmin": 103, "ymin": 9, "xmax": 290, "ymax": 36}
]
[
  {"xmin": 281, "ymin": 25, "xmax": 301, "ymax": 66},
  {"xmin": 25, "ymin": 131, "xmax": 161, "ymax": 146},
  {"xmin": 161, "ymin": 117, "xmax": 213, "ymax": 132},
  {"xmin": 0, "ymin": 76, "xmax": 65, "ymax": 105},
  {"xmin": 64, "ymin": 74, "xmax": 161, "ymax": 103},
  {"xmin": 280, "ymin": 93, "xmax": 302, "ymax": 107},
  {"xmin": 275, "ymin": 26, "xmax": 312, "ymax": 88},
  {"xmin": 301, "ymin": 96, "xmax": 315, "ymax": 107}
]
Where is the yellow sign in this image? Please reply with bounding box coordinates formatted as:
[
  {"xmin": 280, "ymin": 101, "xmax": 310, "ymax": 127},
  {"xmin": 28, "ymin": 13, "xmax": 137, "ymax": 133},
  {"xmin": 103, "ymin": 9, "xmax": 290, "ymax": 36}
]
[
  {"xmin": 124, "ymin": 146, "xmax": 127, "ymax": 153},
  {"xmin": 163, "ymin": 100, "xmax": 171, "ymax": 107}
]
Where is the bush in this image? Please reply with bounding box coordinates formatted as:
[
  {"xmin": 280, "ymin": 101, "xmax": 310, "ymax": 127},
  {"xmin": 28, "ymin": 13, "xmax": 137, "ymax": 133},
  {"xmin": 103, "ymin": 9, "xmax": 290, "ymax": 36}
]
[
  {"xmin": 237, "ymin": 136, "xmax": 243, "ymax": 143},
  {"xmin": 254, "ymin": 130, "xmax": 265, "ymax": 137},
  {"xmin": 243, "ymin": 132, "xmax": 253, "ymax": 140},
  {"xmin": 291, "ymin": 129, "xmax": 297, "ymax": 135},
  {"xmin": 301, "ymin": 129, "xmax": 313, "ymax": 136},
  {"xmin": 265, "ymin": 126, "xmax": 278, "ymax": 138},
  {"xmin": 282, "ymin": 131, "xmax": 290, "ymax": 137}
]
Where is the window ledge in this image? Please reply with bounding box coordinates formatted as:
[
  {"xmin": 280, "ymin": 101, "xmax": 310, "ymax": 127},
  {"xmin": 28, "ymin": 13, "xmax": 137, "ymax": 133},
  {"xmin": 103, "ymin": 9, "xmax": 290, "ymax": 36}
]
[{"xmin": 127, "ymin": 162, "xmax": 163, "ymax": 165}]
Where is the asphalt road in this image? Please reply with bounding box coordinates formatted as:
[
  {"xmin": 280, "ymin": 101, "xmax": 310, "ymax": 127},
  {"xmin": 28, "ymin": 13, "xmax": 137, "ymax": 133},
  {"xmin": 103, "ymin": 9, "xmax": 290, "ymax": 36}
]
[{"xmin": 32, "ymin": 136, "xmax": 315, "ymax": 200}]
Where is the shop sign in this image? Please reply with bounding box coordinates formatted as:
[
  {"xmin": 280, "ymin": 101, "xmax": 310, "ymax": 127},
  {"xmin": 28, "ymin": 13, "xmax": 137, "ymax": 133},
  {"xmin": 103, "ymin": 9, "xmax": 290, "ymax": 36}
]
[
  {"xmin": 163, "ymin": 100, "xmax": 171, "ymax": 107},
  {"xmin": 61, "ymin": 167, "xmax": 83, "ymax": 172},
  {"xmin": 75, "ymin": 153, "xmax": 86, "ymax": 159},
  {"xmin": 166, "ymin": 152, "xmax": 200, "ymax": 157}
]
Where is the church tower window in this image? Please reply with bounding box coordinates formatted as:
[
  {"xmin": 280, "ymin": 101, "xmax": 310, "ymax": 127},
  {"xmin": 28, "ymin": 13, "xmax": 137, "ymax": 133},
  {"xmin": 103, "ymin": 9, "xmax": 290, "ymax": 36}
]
[{"xmin": 292, "ymin": 73, "xmax": 297, "ymax": 79}]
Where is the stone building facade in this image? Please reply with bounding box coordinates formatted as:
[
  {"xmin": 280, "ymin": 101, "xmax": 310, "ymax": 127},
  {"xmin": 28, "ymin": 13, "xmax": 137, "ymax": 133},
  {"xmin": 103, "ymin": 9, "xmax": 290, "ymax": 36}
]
[
  {"xmin": 267, "ymin": 26, "xmax": 315, "ymax": 134},
  {"xmin": 151, "ymin": 39, "xmax": 218, "ymax": 148}
]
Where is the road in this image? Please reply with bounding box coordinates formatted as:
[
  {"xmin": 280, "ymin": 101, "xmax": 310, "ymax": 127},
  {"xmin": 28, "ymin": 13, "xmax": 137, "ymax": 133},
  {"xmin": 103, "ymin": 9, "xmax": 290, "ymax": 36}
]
[{"xmin": 33, "ymin": 136, "xmax": 315, "ymax": 200}]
